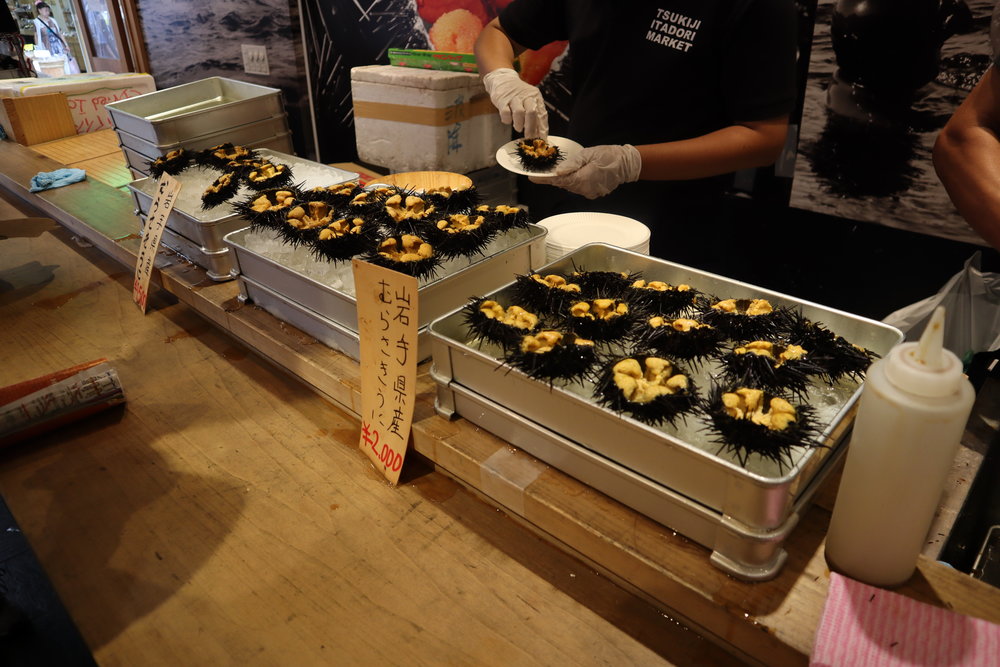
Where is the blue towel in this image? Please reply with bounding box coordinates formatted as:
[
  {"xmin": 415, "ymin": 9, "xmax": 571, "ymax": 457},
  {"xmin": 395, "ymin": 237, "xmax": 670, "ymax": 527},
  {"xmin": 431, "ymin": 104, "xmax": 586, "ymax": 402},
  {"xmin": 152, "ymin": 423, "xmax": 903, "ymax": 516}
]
[{"xmin": 29, "ymin": 168, "xmax": 87, "ymax": 193}]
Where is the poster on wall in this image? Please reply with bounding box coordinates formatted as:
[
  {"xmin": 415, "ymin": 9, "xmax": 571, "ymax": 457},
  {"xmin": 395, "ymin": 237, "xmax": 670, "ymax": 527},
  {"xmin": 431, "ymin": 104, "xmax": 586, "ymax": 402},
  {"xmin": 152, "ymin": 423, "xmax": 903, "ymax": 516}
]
[
  {"xmin": 300, "ymin": 0, "xmax": 568, "ymax": 163},
  {"xmin": 136, "ymin": 0, "xmax": 312, "ymax": 157},
  {"xmin": 789, "ymin": 0, "xmax": 992, "ymax": 246}
]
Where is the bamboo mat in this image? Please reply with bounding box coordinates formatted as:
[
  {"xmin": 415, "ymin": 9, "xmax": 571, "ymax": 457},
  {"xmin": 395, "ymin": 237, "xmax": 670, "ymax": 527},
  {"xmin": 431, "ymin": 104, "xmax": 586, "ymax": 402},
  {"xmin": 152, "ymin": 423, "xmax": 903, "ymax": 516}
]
[{"xmin": 30, "ymin": 129, "xmax": 132, "ymax": 190}]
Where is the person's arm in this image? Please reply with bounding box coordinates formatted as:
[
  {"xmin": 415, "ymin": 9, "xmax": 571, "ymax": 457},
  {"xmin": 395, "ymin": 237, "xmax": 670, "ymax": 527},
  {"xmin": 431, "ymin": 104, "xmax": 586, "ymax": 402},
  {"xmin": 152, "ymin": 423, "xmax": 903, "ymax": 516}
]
[
  {"xmin": 475, "ymin": 18, "xmax": 548, "ymax": 139},
  {"xmin": 933, "ymin": 67, "xmax": 1000, "ymax": 251},
  {"xmin": 540, "ymin": 117, "xmax": 788, "ymax": 200},
  {"xmin": 475, "ymin": 18, "xmax": 525, "ymax": 76},
  {"xmin": 635, "ymin": 116, "xmax": 788, "ymax": 181}
]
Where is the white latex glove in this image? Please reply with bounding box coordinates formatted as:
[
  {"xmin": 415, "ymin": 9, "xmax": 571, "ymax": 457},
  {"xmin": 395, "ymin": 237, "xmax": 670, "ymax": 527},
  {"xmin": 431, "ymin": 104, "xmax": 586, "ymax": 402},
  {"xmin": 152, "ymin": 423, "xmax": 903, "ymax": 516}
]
[
  {"xmin": 532, "ymin": 144, "xmax": 642, "ymax": 199},
  {"xmin": 482, "ymin": 68, "xmax": 548, "ymax": 140}
]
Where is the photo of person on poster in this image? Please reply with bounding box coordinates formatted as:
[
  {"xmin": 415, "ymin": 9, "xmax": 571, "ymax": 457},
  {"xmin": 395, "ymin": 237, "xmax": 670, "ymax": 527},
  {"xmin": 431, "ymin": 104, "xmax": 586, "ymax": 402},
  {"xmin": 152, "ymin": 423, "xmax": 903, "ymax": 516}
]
[{"xmin": 474, "ymin": 1, "xmax": 798, "ymax": 265}]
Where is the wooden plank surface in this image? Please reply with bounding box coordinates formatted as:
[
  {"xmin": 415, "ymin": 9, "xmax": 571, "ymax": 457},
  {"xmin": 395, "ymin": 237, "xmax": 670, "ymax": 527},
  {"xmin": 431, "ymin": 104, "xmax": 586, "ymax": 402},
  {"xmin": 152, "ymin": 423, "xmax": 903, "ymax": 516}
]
[
  {"xmin": 29, "ymin": 129, "xmax": 132, "ymax": 189},
  {"xmin": 2, "ymin": 138, "xmax": 999, "ymax": 666}
]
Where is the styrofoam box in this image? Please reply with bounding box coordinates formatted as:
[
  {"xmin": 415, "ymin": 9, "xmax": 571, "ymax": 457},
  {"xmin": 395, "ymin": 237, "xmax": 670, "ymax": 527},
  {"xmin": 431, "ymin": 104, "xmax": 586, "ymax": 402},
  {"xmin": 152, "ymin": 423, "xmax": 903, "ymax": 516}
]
[
  {"xmin": 351, "ymin": 65, "xmax": 509, "ymax": 174},
  {"xmin": 0, "ymin": 72, "xmax": 156, "ymax": 134}
]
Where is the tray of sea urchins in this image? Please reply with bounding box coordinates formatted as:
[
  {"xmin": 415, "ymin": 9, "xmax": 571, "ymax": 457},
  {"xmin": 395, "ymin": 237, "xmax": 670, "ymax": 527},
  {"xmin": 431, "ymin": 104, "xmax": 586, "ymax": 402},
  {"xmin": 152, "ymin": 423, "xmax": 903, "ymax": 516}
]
[{"xmin": 428, "ymin": 243, "xmax": 903, "ymax": 580}]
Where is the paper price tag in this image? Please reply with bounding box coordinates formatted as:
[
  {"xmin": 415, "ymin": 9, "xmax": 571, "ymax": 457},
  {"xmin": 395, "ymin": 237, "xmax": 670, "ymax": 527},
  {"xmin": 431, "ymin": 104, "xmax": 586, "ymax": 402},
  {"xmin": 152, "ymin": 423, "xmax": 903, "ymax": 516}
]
[
  {"xmin": 132, "ymin": 173, "xmax": 181, "ymax": 313},
  {"xmin": 353, "ymin": 259, "xmax": 419, "ymax": 485}
]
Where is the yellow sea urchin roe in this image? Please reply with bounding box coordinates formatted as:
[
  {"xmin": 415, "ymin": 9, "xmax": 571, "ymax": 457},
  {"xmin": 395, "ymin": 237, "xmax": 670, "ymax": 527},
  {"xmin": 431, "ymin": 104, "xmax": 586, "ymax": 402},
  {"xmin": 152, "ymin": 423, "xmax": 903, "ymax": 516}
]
[
  {"xmin": 479, "ymin": 300, "xmax": 505, "ymax": 320},
  {"xmin": 672, "ymin": 318, "xmax": 706, "ymax": 332},
  {"xmin": 250, "ymin": 190, "xmax": 295, "ymax": 213},
  {"xmin": 437, "ymin": 213, "xmax": 484, "ymax": 232},
  {"xmin": 612, "ymin": 357, "xmax": 688, "ymax": 403},
  {"xmin": 212, "ymin": 144, "xmax": 250, "ymax": 161},
  {"xmin": 570, "ymin": 299, "xmax": 627, "ymax": 320},
  {"xmin": 249, "ymin": 162, "xmax": 285, "ymax": 182},
  {"xmin": 318, "ymin": 217, "xmax": 364, "ymax": 240},
  {"xmin": 204, "ymin": 172, "xmax": 234, "ymax": 195},
  {"xmin": 734, "ymin": 341, "xmax": 807, "ymax": 366},
  {"xmin": 378, "ymin": 235, "xmax": 433, "ymax": 262},
  {"xmin": 495, "ymin": 204, "xmax": 521, "ymax": 214},
  {"xmin": 519, "ymin": 138, "xmax": 557, "ymax": 158},
  {"xmin": 504, "ymin": 306, "xmax": 538, "ymax": 329},
  {"xmin": 531, "ymin": 274, "xmax": 581, "ymax": 292},
  {"xmin": 712, "ymin": 298, "xmax": 773, "ymax": 315},
  {"xmin": 331, "ymin": 182, "xmax": 358, "ymax": 195},
  {"xmin": 722, "ymin": 388, "xmax": 797, "ymax": 431},
  {"xmin": 648, "ymin": 316, "xmax": 666, "ymax": 328},
  {"xmin": 385, "ymin": 194, "xmax": 434, "ymax": 222},
  {"xmin": 286, "ymin": 201, "xmax": 334, "ymax": 230},
  {"xmin": 521, "ymin": 330, "xmax": 563, "ymax": 354},
  {"xmin": 480, "ymin": 301, "xmax": 538, "ymax": 329}
]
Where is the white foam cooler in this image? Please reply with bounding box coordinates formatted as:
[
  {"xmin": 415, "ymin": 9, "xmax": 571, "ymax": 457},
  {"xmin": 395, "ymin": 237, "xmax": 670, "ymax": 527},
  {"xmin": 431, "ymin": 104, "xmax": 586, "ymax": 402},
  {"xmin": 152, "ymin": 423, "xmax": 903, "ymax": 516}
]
[{"xmin": 351, "ymin": 65, "xmax": 508, "ymax": 174}]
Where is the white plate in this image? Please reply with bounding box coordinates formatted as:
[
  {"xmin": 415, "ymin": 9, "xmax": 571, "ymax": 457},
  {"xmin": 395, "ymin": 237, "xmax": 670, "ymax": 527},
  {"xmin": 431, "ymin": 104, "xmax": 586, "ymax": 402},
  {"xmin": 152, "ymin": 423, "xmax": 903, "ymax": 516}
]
[
  {"xmin": 537, "ymin": 212, "xmax": 651, "ymax": 254},
  {"xmin": 495, "ymin": 136, "xmax": 583, "ymax": 178}
]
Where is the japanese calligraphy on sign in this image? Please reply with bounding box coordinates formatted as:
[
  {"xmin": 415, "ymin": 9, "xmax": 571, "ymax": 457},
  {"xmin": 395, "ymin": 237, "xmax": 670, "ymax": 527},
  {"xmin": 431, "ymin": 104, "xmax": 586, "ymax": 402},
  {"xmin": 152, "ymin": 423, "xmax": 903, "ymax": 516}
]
[
  {"xmin": 353, "ymin": 259, "xmax": 419, "ymax": 485},
  {"xmin": 132, "ymin": 173, "xmax": 181, "ymax": 313}
]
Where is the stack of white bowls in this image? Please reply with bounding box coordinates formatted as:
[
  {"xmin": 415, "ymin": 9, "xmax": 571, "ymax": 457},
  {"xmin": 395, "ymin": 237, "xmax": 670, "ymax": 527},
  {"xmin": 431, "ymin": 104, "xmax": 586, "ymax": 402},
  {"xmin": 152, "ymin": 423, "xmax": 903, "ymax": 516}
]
[{"xmin": 536, "ymin": 212, "xmax": 651, "ymax": 263}]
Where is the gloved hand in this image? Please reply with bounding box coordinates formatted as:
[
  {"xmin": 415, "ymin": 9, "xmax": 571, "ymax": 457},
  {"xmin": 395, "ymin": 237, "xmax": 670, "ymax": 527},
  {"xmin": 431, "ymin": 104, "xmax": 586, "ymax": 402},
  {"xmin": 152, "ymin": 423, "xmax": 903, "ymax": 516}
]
[
  {"xmin": 532, "ymin": 144, "xmax": 642, "ymax": 199},
  {"xmin": 482, "ymin": 68, "xmax": 548, "ymax": 140}
]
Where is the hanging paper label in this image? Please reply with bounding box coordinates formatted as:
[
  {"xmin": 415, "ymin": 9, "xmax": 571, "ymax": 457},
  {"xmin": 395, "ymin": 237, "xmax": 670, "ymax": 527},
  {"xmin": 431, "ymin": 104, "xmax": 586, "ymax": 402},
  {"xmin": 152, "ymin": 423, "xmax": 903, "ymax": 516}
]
[
  {"xmin": 353, "ymin": 259, "xmax": 419, "ymax": 485},
  {"xmin": 132, "ymin": 173, "xmax": 181, "ymax": 312}
]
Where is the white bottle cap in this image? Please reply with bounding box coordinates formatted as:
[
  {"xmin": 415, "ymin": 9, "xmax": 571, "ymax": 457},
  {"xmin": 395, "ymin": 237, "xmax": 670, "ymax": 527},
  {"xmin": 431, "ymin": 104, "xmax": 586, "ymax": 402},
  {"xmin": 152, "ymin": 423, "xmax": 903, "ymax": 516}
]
[{"xmin": 884, "ymin": 307, "xmax": 964, "ymax": 397}]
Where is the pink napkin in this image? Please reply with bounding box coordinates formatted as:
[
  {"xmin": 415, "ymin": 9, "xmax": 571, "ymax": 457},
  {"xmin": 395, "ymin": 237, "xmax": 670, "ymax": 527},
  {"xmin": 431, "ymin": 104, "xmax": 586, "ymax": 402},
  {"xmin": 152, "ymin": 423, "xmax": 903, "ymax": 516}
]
[{"xmin": 811, "ymin": 572, "xmax": 1000, "ymax": 666}]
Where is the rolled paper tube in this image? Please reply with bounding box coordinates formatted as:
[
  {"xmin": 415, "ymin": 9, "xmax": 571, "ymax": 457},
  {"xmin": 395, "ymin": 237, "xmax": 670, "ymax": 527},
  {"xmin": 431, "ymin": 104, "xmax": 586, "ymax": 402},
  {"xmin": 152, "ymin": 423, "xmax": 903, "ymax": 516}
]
[{"xmin": 0, "ymin": 359, "xmax": 126, "ymax": 447}]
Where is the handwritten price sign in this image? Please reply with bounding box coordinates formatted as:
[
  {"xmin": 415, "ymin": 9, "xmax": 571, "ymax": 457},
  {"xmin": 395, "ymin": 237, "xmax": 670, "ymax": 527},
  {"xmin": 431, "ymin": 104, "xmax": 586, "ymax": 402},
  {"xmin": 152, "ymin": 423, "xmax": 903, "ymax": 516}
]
[
  {"xmin": 132, "ymin": 173, "xmax": 181, "ymax": 313},
  {"xmin": 353, "ymin": 259, "xmax": 419, "ymax": 485}
]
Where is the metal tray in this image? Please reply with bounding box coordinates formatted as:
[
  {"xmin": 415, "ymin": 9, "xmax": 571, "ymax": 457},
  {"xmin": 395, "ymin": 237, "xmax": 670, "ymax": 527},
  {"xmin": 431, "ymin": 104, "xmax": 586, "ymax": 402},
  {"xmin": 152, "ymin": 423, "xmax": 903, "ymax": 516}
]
[
  {"xmin": 106, "ymin": 77, "xmax": 285, "ymax": 145},
  {"xmin": 435, "ymin": 377, "xmax": 842, "ymax": 581},
  {"xmin": 120, "ymin": 131, "xmax": 295, "ymax": 178},
  {"xmin": 238, "ymin": 274, "xmax": 432, "ymax": 362},
  {"xmin": 140, "ymin": 223, "xmax": 238, "ymax": 282},
  {"xmin": 128, "ymin": 149, "xmax": 357, "ymax": 253},
  {"xmin": 115, "ymin": 114, "xmax": 291, "ymax": 159},
  {"xmin": 429, "ymin": 243, "xmax": 904, "ymax": 533},
  {"xmin": 224, "ymin": 224, "xmax": 548, "ymax": 333}
]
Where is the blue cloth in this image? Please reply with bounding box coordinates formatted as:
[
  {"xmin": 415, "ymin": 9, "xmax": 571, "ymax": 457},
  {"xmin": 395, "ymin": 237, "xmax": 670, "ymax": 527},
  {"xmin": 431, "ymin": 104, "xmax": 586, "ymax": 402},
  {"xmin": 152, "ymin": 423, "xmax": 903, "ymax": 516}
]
[{"xmin": 29, "ymin": 168, "xmax": 86, "ymax": 193}]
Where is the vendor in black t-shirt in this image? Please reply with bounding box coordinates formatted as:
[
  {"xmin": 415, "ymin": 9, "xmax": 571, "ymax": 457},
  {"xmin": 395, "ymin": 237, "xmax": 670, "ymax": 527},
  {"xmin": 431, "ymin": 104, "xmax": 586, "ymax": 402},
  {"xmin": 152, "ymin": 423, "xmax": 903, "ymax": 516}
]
[{"xmin": 475, "ymin": 0, "xmax": 798, "ymax": 263}]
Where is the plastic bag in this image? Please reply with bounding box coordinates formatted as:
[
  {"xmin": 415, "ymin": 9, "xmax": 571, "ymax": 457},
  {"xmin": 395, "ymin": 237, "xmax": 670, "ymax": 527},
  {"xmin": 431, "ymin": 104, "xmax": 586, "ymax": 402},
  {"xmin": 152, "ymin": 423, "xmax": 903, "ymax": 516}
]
[{"xmin": 882, "ymin": 252, "xmax": 1000, "ymax": 363}]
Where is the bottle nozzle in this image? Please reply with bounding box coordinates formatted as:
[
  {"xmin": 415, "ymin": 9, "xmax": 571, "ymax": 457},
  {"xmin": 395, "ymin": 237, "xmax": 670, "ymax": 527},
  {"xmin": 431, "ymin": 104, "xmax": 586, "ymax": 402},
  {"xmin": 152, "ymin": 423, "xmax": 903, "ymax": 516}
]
[{"xmin": 916, "ymin": 306, "xmax": 946, "ymax": 370}]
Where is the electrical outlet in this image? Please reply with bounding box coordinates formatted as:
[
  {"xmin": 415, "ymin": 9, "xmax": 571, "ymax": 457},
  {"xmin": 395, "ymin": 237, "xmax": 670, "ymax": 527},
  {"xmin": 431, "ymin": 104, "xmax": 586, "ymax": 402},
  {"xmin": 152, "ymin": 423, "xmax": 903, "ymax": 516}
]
[{"xmin": 242, "ymin": 44, "xmax": 269, "ymax": 76}]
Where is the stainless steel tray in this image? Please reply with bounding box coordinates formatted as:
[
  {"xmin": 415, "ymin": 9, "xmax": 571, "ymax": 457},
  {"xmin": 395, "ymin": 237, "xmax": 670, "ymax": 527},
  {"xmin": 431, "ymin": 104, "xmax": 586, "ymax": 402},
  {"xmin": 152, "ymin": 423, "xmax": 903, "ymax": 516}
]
[
  {"xmin": 238, "ymin": 274, "xmax": 432, "ymax": 362},
  {"xmin": 140, "ymin": 223, "xmax": 238, "ymax": 282},
  {"xmin": 121, "ymin": 131, "xmax": 295, "ymax": 178},
  {"xmin": 429, "ymin": 243, "xmax": 904, "ymax": 533},
  {"xmin": 435, "ymin": 377, "xmax": 842, "ymax": 581},
  {"xmin": 224, "ymin": 224, "xmax": 548, "ymax": 333},
  {"xmin": 129, "ymin": 149, "xmax": 357, "ymax": 253},
  {"xmin": 106, "ymin": 77, "xmax": 285, "ymax": 145},
  {"xmin": 115, "ymin": 114, "xmax": 291, "ymax": 159}
]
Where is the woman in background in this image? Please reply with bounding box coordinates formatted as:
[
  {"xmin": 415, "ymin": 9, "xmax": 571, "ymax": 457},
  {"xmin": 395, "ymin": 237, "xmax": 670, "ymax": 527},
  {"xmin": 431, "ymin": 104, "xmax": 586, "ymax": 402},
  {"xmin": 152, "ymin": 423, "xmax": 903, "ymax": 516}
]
[{"xmin": 33, "ymin": 1, "xmax": 79, "ymax": 75}]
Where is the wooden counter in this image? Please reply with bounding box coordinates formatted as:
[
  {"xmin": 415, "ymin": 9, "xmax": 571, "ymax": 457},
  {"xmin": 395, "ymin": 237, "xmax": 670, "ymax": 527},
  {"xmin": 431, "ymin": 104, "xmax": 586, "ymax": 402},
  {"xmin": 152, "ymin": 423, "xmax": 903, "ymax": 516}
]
[{"xmin": 1, "ymin": 138, "xmax": 998, "ymax": 666}]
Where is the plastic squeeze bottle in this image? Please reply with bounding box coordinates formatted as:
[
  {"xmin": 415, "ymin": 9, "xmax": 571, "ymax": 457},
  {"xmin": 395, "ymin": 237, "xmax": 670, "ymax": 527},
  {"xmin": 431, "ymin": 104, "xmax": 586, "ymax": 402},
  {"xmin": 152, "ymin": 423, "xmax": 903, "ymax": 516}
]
[{"xmin": 824, "ymin": 306, "xmax": 975, "ymax": 587}]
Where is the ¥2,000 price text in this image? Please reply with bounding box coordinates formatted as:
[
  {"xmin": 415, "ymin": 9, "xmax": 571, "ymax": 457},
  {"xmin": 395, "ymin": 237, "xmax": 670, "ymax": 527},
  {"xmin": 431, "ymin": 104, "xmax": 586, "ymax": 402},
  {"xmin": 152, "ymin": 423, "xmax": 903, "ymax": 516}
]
[{"xmin": 361, "ymin": 421, "xmax": 403, "ymax": 472}]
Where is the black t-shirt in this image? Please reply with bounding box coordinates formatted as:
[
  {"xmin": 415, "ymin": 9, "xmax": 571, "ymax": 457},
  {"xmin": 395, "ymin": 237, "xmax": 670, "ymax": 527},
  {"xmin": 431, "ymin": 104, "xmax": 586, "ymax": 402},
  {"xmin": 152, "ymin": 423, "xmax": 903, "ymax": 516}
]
[
  {"xmin": 498, "ymin": 0, "xmax": 798, "ymax": 262},
  {"xmin": 499, "ymin": 0, "xmax": 797, "ymax": 148}
]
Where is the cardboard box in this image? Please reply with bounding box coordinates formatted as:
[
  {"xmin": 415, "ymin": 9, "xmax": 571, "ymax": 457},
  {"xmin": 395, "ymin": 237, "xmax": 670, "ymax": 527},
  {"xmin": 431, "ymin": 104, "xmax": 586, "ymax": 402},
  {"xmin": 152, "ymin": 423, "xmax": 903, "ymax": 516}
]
[
  {"xmin": 351, "ymin": 65, "xmax": 508, "ymax": 174},
  {"xmin": 0, "ymin": 93, "xmax": 76, "ymax": 145}
]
